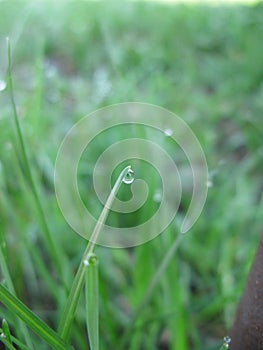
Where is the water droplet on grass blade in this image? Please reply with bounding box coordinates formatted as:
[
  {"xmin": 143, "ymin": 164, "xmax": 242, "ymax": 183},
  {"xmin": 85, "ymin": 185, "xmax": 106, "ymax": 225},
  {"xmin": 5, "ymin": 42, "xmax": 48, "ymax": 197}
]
[
  {"xmin": 206, "ymin": 180, "xmax": 213, "ymax": 188},
  {"xmin": 83, "ymin": 253, "xmax": 98, "ymax": 266},
  {"xmin": 164, "ymin": 128, "xmax": 173, "ymax": 136},
  {"xmin": 88, "ymin": 253, "xmax": 98, "ymax": 266},
  {"xmin": 153, "ymin": 189, "xmax": 162, "ymax": 203},
  {"xmin": 123, "ymin": 168, "xmax": 134, "ymax": 184},
  {"xmin": 0, "ymin": 80, "xmax": 7, "ymax": 92},
  {"xmin": 220, "ymin": 336, "xmax": 231, "ymax": 349},
  {"xmin": 223, "ymin": 336, "xmax": 231, "ymax": 344}
]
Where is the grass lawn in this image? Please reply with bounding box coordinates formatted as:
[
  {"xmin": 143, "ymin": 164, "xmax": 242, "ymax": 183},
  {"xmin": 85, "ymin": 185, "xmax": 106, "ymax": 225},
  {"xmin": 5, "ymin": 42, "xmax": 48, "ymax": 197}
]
[{"xmin": 0, "ymin": 1, "xmax": 262, "ymax": 349}]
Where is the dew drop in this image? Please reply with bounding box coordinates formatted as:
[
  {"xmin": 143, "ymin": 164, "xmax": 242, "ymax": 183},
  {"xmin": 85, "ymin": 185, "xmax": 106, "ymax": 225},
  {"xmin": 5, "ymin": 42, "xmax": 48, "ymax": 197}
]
[
  {"xmin": 164, "ymin": 128, "xmax": 173, "ymax": 137},
  {"xmin": 0, "ymin": 80, "xmax": 7, "ymax": 92},
  {"xmin": 123, "ymin": 168, "xmax": 134, "ymax": 184},
  {"xmin": 224, "ymin": 336, "xmax": 231, "ymax": 344},
  {"xmin": 83, "ymin": 253, "xmax": 98, "ymax": 266},
  {"xmin": 220, "ymin": 336, "xmax": 231, "ymax": 349},
  {"xmin": 206, "ymin": 180, "xmax": 213, "ymax": 188},
  {"xmin": 88, "ymin": 253, "xmax": 98, "ymax": 265},
  {"xmin": 153, "ymin": 189, "xmax": 162, "ymax": 203}
]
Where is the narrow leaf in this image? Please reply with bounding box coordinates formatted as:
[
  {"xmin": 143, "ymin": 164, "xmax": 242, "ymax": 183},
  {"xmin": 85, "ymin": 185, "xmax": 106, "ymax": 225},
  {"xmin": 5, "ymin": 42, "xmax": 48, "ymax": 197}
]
[
  {"xmin": 2, "ymin": 319, "xmax": 12, "ymax": 344},
  {"xmin": 0, "ymin": 237, "xmax": 34, "ymax": 348},
  {"xmin": 85, "ymin": 254, "xmax": 99, "ymax": 350},
  {"xmin": 0, "ymin": 337, "xmax": 16, "ymax": 350},
  {"xmin": 58, "ymin": 165, "xmax": 133, "ymax": 341},
  {"xmin": 6, "ymin": 37, "xmax": 64, "ymax": 280},
  {"xmin": 0, "ymin": 327, "xmax": 30, "ymax": 350},
  {"xmin": 0, "ymin": 284, "xmax": 68, "ymax": 350}
]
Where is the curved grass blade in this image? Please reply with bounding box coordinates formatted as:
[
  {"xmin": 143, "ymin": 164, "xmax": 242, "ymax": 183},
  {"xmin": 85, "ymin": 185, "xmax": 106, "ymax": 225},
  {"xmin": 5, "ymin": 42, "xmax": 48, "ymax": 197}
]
[
  {"xmin": 0, "ymin": 284, "xmax": 69, "ymax": 350},
  {"xmin": 0, "ymin": 327, "xmax": 30, "ymax": 350},
  {"xmin": 1, "ymin": 319, "xmax": 13, "ymax": 347},
  {"xmin": 58, "ymin": 165, "xmax": 132, "ymax": 341},
  {"xmin": 6, "ymin": 38, "xmax": 64, "ymax": 281},
  {"xmin": 0, "ymin": 337, "xmax": 16, "ymax": 350},
  {"xmin": 0, "ymin": 236, "xmax": 34, "ymax": 348},
  {"xmin": 119, "ymin": 233, "xmax": 183, "ymax": 349},
  {"xmin": 85, "ymin": 254, "xmax": 99, "ymax": 350},
  {"xmin": 0, "ymin": 328, "xmax": 29, "ymax": 350}
]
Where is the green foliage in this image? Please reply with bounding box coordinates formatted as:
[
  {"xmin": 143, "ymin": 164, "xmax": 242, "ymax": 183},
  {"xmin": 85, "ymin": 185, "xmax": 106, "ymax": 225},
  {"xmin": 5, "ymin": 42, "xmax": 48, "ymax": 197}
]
[
  {"xmin": 85, "ymin": 254, "xmax": 99, "ymax": 350},
  {"xmin": 2, "ymin": 319, "xmax": 14, "ymax": 348},
  {"xmin": 58, "ymin": 165, "xmax": 132, "ymax": 342},
  {"xmin": 0, "ymin": 1, "xmax": 262, "ymax": 349},
  {"xmin": 0, "ymin": 285, "xmax": 69, "ymax": 350}
]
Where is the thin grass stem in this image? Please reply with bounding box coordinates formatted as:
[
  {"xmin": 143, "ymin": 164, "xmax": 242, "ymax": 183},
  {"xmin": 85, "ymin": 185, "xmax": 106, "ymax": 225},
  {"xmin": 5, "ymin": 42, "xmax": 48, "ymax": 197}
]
[
  {"xmin": 6, "ymin": 38, "xmax": 64, "ymax": 283},
  {"xmin": 0, "ymin": 239, "xmax": 34, "ymax": 348},
  {"xmin": 0, "ymin": 284, "xmax": 70, "ymax": 350},
  {"xmin": 85, "ymin": 254, "xmax": 99, "ymax": 350},
  {"xmin": 58, "ymin": 165, "xmax": 132, "ymax": 341},
  {"xmin": 2, "ymin": 319, "xmax": 13, "ymax": 346},
  {"xmin": 119, "ymin": 233, "xmax": 184, "ymax": 349},
  {"xmin": 0, "ymin": 337, "xmax": 17, "ymax": 350}
]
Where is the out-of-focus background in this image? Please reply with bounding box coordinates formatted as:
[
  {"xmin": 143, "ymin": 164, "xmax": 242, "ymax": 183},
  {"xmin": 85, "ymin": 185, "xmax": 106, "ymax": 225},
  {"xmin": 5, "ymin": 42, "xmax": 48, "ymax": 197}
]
[{"xmin": 0, "ymin": 1, "xmax": 262, "ymax": 349}]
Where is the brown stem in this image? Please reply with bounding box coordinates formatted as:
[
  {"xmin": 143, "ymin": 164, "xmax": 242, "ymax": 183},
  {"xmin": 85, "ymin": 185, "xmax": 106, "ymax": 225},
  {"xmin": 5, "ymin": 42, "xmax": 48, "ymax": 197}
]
[{"xmin": 229, "ymin": 236, "xmax": 263, "ymax": 350}]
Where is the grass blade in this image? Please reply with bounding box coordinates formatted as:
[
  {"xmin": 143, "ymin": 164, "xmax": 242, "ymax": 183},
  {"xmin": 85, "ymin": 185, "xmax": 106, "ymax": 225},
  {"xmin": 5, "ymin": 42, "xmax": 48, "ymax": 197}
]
[
  {"xmin": 6, "ymin": 37, "xmax": 63, "ymax": 281},
  {"xmin": 0, "ymin": 234, "xmax": 34, "ymax": 348},
  {"xmin": 1, "ymin": 319, "xmax": 13, "ymax": 346},
  {"xmin": 119, "ymin": 233, "xmax": 183, "ymax": 349},
  {"xmin": 0, "ymin": 337, "xmax": 16, "ymax": 350},
  {"xmin": 0, "ymin": 326, "xmax": 30, "ymax": 350},
  {"xmin": 58, "ymin": 165, "xmax": 132, "ymax": 341},
  {"xmin": 0, "ymin": 326, "xmax": 32, "ymax": 350},
  {"xmin": 0, "ymin": 284, "xmax": 69, "ymax": 350},
  {"xmin": 85, "ymin": 254, "xmax": 99, "ymax": 350}
]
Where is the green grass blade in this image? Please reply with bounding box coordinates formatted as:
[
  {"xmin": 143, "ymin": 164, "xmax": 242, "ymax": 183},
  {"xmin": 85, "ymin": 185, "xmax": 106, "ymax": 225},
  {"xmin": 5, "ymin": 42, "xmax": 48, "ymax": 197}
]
[
  {"xmin": 0, "ymin": 245, "xmax": 13, "ymax": 295},
  {"xmin": 6, "ymin": 37, "xmax": 63, "ymax": 281},
  {"xmin": 0, "ymin": 327, "xmax": 31, "ymax": 350},
  {"xmin": 58, "ymin": 165, "xmax": 132, "ymax": 341},
  {"xmin": 0, "ymin": 235, "xmax": 34, "ymax": 348},
  {"xmin": 2, "ymin": 319, "xmax": 13, "ymax": 346},
  {"xmin": 0, "ymin": 284, "xmax": 69, "ymax": 350},
  {"xmin": 119, "ymin": 233, "xmax": 183, "ymax": 349},
  {"xmin": 0, "ymin": 337, "xmax": 16, "ymax": 350},
  {"xmin": 85, "ymin": 254, "xmax": 99, "ymax": 350},
  {"xmin": 9, "ymin": 337, "xmax": 31, "ymax": 350}
]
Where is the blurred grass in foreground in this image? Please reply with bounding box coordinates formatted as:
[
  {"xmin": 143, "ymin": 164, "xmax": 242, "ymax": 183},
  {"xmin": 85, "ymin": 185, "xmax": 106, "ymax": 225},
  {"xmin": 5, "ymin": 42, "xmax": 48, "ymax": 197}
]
[{"xmin": 0, "ymin": 1, "xmax": 263, "ymax": 349}]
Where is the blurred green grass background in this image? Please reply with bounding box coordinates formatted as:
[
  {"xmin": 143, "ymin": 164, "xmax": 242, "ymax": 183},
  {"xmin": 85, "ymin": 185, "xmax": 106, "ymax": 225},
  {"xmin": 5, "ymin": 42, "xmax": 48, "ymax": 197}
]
[{"xmin": 0, "ymin": 1, "xmax": 263, "ymax": 349}]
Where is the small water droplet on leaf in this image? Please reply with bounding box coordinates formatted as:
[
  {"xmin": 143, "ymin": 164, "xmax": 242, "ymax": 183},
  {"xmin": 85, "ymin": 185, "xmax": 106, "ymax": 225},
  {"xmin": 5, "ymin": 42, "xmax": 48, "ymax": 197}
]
[
  {"xmin": 123, "ymin": 168, "xmax": 134, "ymax": 184},
  {"xmin": 88, "ymin": 253, "xmax": 98, "ymax": 266},
  {"xmin": 0, "ymin": 80, "xmax": 7, "ymax": 92},
  {"xmin": 153, "ymin": 189, "xmax": 162, "ymax": 203},
  {"xmin": 224, "ymin": 336, "xmax": 231, "ymax": 344},
  {"xmin": 206, "ymin": 180, "xmax": 213, "ymax": 188},
  {"xmin": 83, "ymin": 253, "xmax": 98, "ymax": 266},
  {"xmin": 164, "ymin": 128, "xmax": 173, "ymax": 136},
  {"xmin": 220, "ymin": 336, "xmax": 231, "ymax": 349}
]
